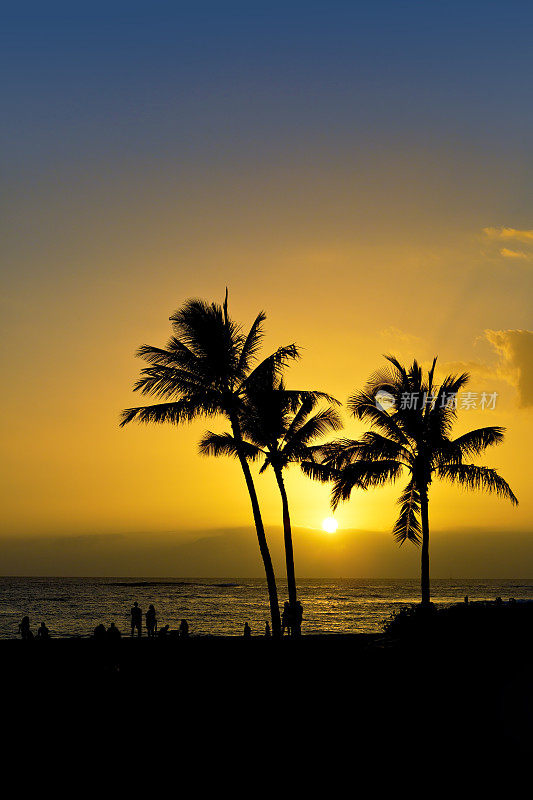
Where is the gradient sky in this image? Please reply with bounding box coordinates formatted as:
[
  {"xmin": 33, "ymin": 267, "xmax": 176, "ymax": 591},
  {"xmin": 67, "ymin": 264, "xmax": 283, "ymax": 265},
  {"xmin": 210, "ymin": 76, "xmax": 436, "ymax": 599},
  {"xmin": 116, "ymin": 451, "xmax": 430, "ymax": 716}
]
[{"xmin": 1, "ymin": 1, "xmax": 532, "ymax": 576}]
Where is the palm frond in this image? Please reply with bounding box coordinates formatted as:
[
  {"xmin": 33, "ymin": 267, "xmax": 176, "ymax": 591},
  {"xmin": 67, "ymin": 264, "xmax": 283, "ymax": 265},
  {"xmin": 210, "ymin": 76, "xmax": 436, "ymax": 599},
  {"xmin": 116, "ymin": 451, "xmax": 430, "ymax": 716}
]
[
  {"xmin": 135, "ymin": 341, "xmax": 202, "ymax": 375},
  {"xmin": 392, "ymin": 481, "xmax": 421, "ymax": 546},
  {"xmin": 282, "ymin": 407, "xmax": 343, "ymax": 461},
  {"xmin": 169, "ymin": 298, "xmax": 221, "ymax": 356},
  {"xmin": 423, "ymin": 357, "xmax": 438, "ymax": 420},
  {"xmin": 427, "ymin": 371, "xmax": 470, "ymax": 437},
  {"xmin": 355, "ymin": 431, "xmax": 412, "ymax": 464},
  {"xmin": 237, "ymin": 311, "xmax": 266, "ymax": 376},
  {"xmin": 449, "ymin": 427, "xmax": 505, "ymax": 459},
  {"xmin": 383, "ymin": 354, "xmax": 411, "ymax": 383},
  {"xmin": 280, "ymin": 391, "xmax": 341, "ymax": 432},
  {"xmin": 407, "ymin": 358, "xmax": 423, "ymax": 389},
  {"xmin": 169, "ymin": 298, "xmax": 243, "ymax": 377},
  {"xmin": 280, "ymin": 395, "xmax": 315, "ymax": 439},
  {"xmin": 330, "ymin": 459, "xmax": 403, "ymax": 509},
  {"xmin": 347, "ymin": 391, "xmax": 412, "ymax": 446},
  {"xmin": 243, "ymin": 344, "xmax": 300, "ymax": 391},
  {"xmin": 198, "ymin": 431, "xmax": 261, "ymax": 461},
  {"xmin": 299, "ymin": 460, "xmax": 340, "ymax": 483},
  {"xmin": 136, "ymin": 344, "xmax": 183, "ymax": 367},
  {"xmin": 133, "ymin": 365, "xmax": 209, "ymax": 398},
  {"xmin": 313, "ymin": 438, "xmax": 363, "ymax": 469},
  {"xmin": 363, "ymin": 360, "xmax": 405, "ymax": 398},
  {"xmin": 258, "ymin": 455, "xmax": 273, "ymax": 474},
  {"xmin": 283, "ymin": 390, "xmax": 341, "ymax": 410},
  {"xmin": 436, "ymin": 463, "xmax": 518, "ymax": 505},
  {"xmin": 120, "ymin": 400, "xmax": 201, "ymax": 427}
]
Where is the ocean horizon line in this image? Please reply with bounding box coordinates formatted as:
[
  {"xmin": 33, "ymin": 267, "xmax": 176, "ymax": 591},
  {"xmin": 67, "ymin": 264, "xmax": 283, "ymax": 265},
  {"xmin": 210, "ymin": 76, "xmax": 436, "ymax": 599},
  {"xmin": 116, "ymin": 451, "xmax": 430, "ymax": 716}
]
[{"xmin": 0, "ymin": 575, "xmax": 531, "ymax": 581}]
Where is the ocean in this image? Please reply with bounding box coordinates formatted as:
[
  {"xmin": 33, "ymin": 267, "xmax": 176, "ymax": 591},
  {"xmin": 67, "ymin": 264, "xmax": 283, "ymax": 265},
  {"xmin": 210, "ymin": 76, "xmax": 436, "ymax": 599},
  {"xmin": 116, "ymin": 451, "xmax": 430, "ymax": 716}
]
[{"xmin": 1, "ymin": 577, "xmax": 531, "ymax": 638}]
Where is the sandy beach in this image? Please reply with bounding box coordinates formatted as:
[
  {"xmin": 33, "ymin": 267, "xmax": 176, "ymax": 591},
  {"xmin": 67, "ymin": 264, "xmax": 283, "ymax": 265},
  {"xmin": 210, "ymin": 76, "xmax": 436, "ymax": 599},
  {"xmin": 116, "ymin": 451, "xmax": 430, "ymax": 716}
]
[{"xmin": 3, "ymin": 603, "xmax": 531, "ymax": 761}]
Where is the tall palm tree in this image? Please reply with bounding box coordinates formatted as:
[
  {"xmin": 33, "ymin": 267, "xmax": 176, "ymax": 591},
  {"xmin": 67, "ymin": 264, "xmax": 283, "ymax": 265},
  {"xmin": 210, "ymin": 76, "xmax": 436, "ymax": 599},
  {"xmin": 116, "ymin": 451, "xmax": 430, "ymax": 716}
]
[
  {"xmin": 199, "ymin": 372, "xmax": 341, "ymax": 630},
  {"xmin": 120, "ymin": 293, "xmax": 298, "ymax": 636},
  {"xmin": 305, "ymin": 356, "xmax": 518, "ymax": 605}
]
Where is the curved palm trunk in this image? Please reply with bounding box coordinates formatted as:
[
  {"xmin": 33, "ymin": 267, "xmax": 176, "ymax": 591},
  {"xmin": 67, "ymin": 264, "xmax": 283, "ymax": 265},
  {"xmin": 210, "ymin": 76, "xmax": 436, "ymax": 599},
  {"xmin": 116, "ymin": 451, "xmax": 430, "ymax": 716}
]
[
  {"xmin": 419, "ymin": 485, "xmax": 430, "ymax": 605},
  {"xmin": 273, "ymin": 466, "xmax": 298, "ymax": 607},
  {"xmin": 230, "ymin": 417, "xmax": 281, "ymax": 637}
]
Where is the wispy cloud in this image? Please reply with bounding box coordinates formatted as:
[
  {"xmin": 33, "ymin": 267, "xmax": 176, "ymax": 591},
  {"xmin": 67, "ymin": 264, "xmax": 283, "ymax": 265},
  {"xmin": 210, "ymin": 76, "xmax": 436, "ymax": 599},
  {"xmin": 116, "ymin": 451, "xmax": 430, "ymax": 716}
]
[
  {"xmin": 379, "ymin": 326, "xmax": 420, "ymax": 345},
  {"xmin": 441, "ymin": 330, "xmax": 533, "ymax": 409},
  {"xmin": 499, "ymin": 247, "xmax": 531, "ymax": 260},
  {"xmin": 483, "ymin": 226, "xmax": 533, "ymax": 243},
  {"xmin": 484, "ymin": 330, "xmax": 533, "ymax": 407}
]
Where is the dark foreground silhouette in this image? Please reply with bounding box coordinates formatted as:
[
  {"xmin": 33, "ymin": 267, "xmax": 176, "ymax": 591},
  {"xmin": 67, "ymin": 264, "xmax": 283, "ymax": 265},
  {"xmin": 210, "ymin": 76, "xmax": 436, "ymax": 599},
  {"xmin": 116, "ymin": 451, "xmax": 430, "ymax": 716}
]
[{"xmin": 3, "ymin": 600, "xmax": 531, "ymax": 763}]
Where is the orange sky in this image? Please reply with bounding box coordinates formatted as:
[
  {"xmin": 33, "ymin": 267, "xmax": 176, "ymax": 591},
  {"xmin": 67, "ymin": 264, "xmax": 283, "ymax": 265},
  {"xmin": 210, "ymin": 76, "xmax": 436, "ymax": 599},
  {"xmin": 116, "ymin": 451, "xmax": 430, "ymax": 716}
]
[{"xmin": 1, "ymin": 3, "xmax": 532, "ymax": 576}]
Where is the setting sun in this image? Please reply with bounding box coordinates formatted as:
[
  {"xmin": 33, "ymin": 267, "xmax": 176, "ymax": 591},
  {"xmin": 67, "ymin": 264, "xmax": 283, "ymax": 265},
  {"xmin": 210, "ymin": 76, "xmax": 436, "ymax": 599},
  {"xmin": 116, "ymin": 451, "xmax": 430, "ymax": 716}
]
[{"xmin": 322, "ymin": 517, "xmax": 338, "ymax": 534}]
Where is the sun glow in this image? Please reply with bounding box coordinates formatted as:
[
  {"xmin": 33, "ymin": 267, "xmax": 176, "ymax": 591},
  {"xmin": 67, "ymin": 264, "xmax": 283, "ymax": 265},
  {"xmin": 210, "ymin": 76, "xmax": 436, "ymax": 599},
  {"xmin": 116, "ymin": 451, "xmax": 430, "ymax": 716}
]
[{"xmin": 322, "ymin": 517, "xmax": 338, "ymax": 534}]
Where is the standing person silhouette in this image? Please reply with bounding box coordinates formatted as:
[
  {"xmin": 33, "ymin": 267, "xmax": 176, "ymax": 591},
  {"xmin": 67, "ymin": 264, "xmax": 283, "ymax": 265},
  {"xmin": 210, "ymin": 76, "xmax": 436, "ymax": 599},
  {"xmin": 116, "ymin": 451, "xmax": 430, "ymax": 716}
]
[
  {"xmin": 281, "ymin": 602, "xmax": 291, "ymax": 636},
  {"xmin": 146, "ymin": 604, "xmax": 157, "ymax": 638},
  {"xmin": 264, "ymin": 621, "xmax": 271, "ymax": 637},
  {"xmin": 179, "ymin": 619, "xmax": 189, "ymax": 639},
  {"xmin": 130, "ymin": 601, "xmax": 142, "ymax": 637},
  {"xmin": 243, "ymin": 622, "xmax": 251, "ymax": 638},
  {"xmin": 292, "ymin": 601, "xmax": 303, "ymax": 637},
  {"xmin": 18, "ymin": 616, "xmax": 33, "ymax": 640}
]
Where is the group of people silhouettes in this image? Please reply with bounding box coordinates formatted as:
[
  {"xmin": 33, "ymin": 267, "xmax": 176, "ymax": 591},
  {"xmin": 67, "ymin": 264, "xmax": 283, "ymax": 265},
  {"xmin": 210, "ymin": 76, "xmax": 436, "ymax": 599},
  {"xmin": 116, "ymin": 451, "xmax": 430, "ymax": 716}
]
[
  {"xmin": 244, "ymin": 600, "xmax": 304, "ymax": 637},
  {"xmin": 19, "ymin": 599, "xmax": 304, "ymax": 640},
  {"xmin": 130, "ymin": 601, "xmax": 157, "ymax": 637},
  {"xmin": 18, "ymin": 617, "xmax": 50, "ymax": 640},
  {"xmin": 93, "ymin": 622, "xmax": 121, "ymax": 642},
  {"xmin": 128, "ymin": 601, "xmax": 189, "ymax": 639},
  {"xmin": 281, "ymin": 600, "xmax": 303, "ymax": 636},
  {"xmin": 18, "ymin": 603, "xmax": 190, "ymax": 641}
]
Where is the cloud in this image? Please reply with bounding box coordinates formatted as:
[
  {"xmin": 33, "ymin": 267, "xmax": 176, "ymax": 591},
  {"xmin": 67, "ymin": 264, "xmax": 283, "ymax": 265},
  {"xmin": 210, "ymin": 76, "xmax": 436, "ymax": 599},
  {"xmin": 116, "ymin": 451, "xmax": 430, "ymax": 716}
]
[
  {"xmin": 441, "ymin": 330, "xmax": 533, "ymax": 409},
  {"xmin": 482, "ymin": 228, "xmax": 533, "ymax": 263},
  {"xmin": 499, "ymin": 248, "xmax": 531, "ymax": 260},
  {"xmin": 483, "ymin": 226, "xmax": 533, "ymax": 243},
  {"xmin": 439, "ymin": 359, "xmax": 497, "ymax": 382},
  {"xmin": 484, "ymin": 329, "xmax": 533, "ymax": 408}
]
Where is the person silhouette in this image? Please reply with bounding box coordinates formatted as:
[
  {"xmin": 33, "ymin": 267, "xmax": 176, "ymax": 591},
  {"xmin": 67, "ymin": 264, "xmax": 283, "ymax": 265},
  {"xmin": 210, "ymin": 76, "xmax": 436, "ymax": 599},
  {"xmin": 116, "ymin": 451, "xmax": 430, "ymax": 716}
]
[
  {"xmin": 281, "ymin": 602, "xmax": 291, "ymax": 636},
  {"xmin": 146, "ymin": 604, "xmax": 157, "ymax": 638},
  {"xmin": 18, "ymin": 616, "xmax": 33, "ymax": 640},
  {"xmin": 158, "ymin": 624, "xmax": 170, "ymax": 638},
  {"xmin": 130, "ymin": 601, "xmax": 142, "ymax": 638},
  {"xmin": 107, "ymin": 622, "xmax": 121, "ymax": 641},
  {"xmin": 36, "ymin": 622, "xmax": 50, "ymax": 640},
  {"xmin": 243, "ymin": 622, "xmax": 251, "ymax": 638},
  {"xmin": 265, "ymin": 621, "xmax": 271, "ymax": 637},
  {"xmin": 293, "ymin": 601, "xmax": 303, "ymax": 637},
  {"xmin": 93, "ymin": 623, "xmax": 106, "ymax": 641},
  {"xmin": 179, "ymin": 619, "xmax": 189, "ymax": 639}
]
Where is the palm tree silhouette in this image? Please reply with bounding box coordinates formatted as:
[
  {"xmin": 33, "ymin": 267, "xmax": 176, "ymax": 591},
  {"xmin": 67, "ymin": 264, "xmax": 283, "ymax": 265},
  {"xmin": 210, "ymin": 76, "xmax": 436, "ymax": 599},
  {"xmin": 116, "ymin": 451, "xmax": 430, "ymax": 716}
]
[
  {"xmin": 199, "ymin": 370, "xmax": 341, "ymax": 631},
  {"xmin": 120, "ymin": 292, "xmax": 298, "ymax": 636},
  {"xmin": 305, "ymin": 356, "xmax": 518, "ymax": 605}
]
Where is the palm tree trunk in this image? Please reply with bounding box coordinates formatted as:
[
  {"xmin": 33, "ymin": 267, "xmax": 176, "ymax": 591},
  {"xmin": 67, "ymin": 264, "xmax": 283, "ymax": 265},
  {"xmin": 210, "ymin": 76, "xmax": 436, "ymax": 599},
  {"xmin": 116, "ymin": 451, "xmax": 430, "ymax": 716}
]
[
  {"xmin": 419, "ymin": 485, "xmax": 430, "ymax": 605},
  {"xmin": 230, "ymin": 416, "xmax": 281, "ymax": 637},
  {"xmin": 273, "ymin": 466, "xmax": 298, "ymax": 609}
]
